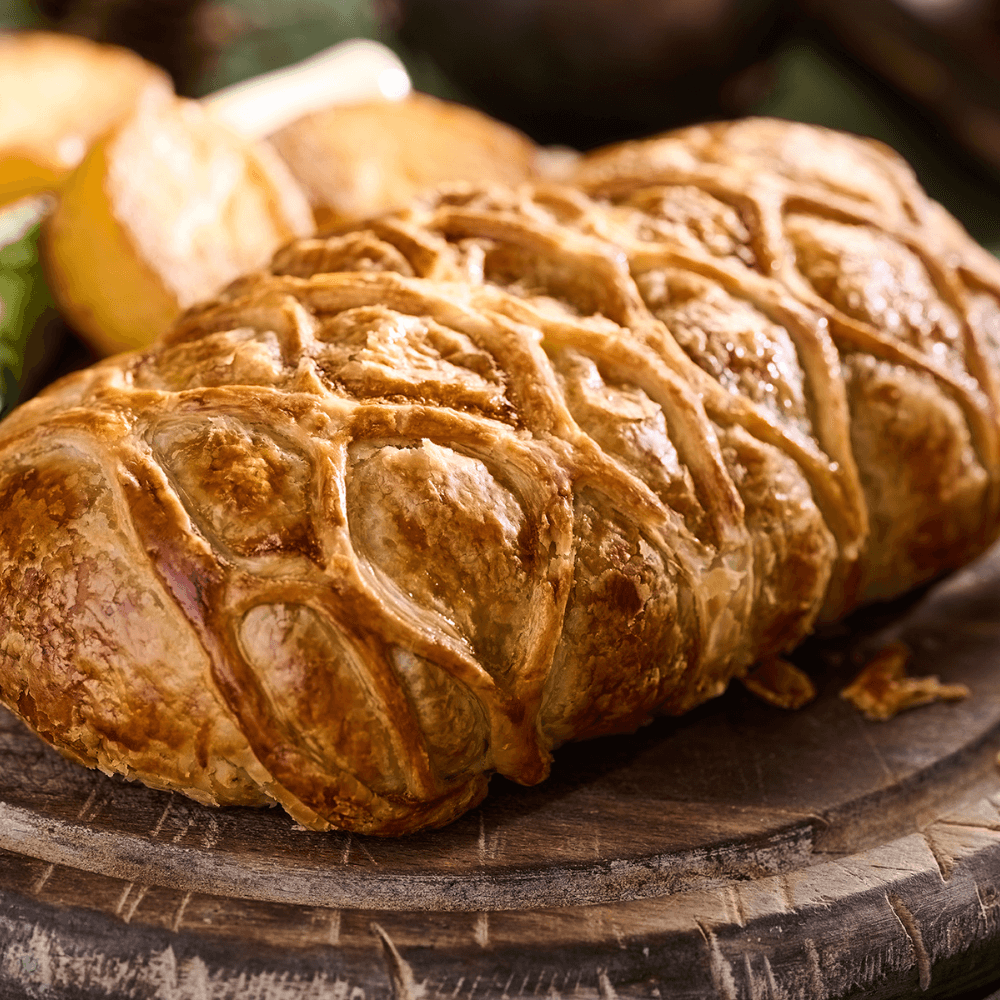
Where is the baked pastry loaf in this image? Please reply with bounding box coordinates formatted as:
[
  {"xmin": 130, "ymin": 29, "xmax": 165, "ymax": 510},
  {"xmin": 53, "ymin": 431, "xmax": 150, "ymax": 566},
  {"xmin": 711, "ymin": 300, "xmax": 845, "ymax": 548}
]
[{"xmin": 3, "ymin": 118, "xmax": 1000, "ymax": 835}]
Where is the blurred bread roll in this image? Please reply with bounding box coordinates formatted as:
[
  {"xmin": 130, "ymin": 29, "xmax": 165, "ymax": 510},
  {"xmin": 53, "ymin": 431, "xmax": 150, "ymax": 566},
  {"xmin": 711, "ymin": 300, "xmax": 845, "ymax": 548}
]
[
  {"xmin": 42, "ymin": 92, "xmax": 314, "ymax": 357},
  {"xmin": 270, "ymin": 92, "xmax": 541, "ymax": 226},
  {"xmin": 0, "ymin": 31, "xmax": 172, "ymax": 208}
]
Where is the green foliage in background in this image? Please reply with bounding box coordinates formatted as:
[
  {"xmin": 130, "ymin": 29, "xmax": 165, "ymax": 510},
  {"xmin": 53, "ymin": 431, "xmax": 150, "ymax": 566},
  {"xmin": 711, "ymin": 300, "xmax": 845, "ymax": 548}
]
[
  {"xmin": 0, "ymin": 0, "xmax": 43, "ymax": 30},
  {"xmin": 195, "ymin": 0, "xmax": 382, "ymax": 94},
  {"xmin": 192, "ymin": 0, "xmax": 459, "ymax": 102},
  {"xmin": 755, "ymin": 41, "xmax": 1000, "ymax": 257},
  {"xmin": 0, "ymin": 223, "xmax": 51, "ymax": 417}
]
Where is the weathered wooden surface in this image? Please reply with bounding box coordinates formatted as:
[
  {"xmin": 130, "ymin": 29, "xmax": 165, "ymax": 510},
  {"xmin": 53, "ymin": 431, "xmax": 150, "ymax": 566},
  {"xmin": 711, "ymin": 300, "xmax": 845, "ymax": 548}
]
[{"xmin": 5, "ymin": 546, "xmax": 1000, "ymax": 998}]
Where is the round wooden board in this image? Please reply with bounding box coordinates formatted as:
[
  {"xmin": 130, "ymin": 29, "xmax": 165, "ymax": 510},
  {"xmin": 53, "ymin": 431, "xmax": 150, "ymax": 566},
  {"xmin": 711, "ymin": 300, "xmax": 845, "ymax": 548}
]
[{"xmin": 5, "ymin": 549, "xmax": 1000, "ymax": 1000}]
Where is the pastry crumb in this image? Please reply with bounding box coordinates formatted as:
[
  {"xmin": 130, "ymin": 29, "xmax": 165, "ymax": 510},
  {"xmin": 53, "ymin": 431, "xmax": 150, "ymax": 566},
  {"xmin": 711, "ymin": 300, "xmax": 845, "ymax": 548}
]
[
  {"xmin": 742, "ymin": 657, "xmax": 817, "ymax": 709},
  {"xmin": 841, "ymin": 641, "xmax": 969, "ymax": 721}
]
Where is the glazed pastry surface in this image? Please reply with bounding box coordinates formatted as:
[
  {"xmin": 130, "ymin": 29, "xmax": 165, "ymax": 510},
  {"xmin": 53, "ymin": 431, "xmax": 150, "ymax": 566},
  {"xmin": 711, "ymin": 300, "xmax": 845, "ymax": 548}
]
[{"xmin": 3, "ymin": 118, "xmax": 1000, "ymax": 834}]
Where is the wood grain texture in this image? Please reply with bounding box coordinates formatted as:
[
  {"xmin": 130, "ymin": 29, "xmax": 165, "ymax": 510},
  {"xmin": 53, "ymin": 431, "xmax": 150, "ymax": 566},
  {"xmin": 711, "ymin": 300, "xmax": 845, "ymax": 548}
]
[{"xmin": 4, "ymin": 543, "xmax": 1000, "ymax": 998}]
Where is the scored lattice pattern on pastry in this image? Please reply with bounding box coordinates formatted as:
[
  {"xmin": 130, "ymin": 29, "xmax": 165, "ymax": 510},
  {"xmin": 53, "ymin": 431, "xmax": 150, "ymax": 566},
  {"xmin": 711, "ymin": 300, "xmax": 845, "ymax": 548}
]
[{"xmin": 2, "ymin": 119, "xmax": 1000, "ymax": 834}]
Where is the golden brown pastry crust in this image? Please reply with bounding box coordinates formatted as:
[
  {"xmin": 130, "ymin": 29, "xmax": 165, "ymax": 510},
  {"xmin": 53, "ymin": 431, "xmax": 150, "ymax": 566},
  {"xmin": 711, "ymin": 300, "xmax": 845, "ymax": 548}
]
[{"xmin": 3, "ymin": 118, "xmax": 1000, "ymax": 834}]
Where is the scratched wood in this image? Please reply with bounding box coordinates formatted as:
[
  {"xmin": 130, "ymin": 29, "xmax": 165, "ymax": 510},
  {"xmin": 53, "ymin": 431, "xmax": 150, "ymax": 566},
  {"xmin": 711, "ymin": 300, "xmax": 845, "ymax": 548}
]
[{"xmin": 5, "ymin": 548, "xmax": 1000, "ymax": 998}]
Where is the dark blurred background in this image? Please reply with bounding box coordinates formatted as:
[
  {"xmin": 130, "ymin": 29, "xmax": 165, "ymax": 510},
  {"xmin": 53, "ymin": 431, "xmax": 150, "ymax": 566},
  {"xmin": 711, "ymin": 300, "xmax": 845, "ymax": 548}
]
[{"xmin": 2, "ymin": 0, "xmax": 1000, "ymax": 409}]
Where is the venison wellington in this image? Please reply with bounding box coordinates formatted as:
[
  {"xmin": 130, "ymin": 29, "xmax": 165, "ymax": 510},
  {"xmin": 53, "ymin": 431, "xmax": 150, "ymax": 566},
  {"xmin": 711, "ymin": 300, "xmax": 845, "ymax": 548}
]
[{"xmin": 3, "ymin": 118, "xmax": 999, "ymax": 834}]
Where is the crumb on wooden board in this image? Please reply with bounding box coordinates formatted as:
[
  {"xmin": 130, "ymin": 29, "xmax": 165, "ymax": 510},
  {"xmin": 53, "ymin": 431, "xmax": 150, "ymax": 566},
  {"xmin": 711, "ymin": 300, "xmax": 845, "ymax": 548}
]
[
  {"xmin": 840, "ymin": 640, "xmax": 969, "ymax": 721},
  {"xmin": 741, "ymin": 656, "xmax": 817, "ymax": 710}
]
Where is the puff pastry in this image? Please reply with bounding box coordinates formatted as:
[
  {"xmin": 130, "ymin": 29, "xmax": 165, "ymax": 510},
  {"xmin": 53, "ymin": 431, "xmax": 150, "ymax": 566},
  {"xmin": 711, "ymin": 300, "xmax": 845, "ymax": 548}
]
[{"xmin": 3, "ymin": 118, "xmax": 1000, "ymax": 835}]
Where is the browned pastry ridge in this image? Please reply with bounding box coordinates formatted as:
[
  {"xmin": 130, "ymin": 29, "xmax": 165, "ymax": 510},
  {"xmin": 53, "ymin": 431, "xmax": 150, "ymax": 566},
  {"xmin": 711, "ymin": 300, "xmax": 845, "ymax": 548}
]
[{"xmin": 3, "ymin": 118, "xmax": 1000, "ymax": 835}]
